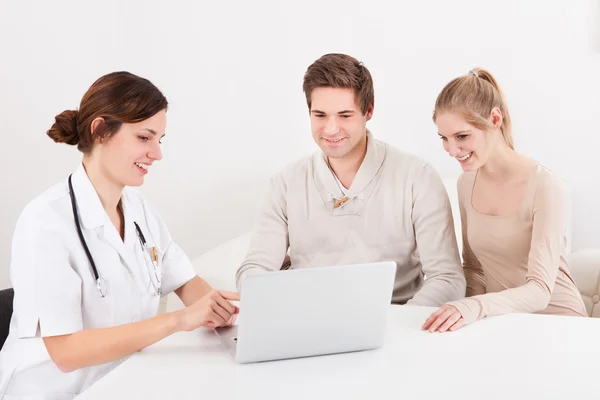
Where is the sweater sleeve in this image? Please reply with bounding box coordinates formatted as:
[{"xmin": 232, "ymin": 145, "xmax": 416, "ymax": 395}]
[
  {"xmin": 235, "ymin": 173, "xmax": 290, "ymax": 291},
  {"xmin": 407, "ymin": 163, "xmax": 466, "ymax": 306}
]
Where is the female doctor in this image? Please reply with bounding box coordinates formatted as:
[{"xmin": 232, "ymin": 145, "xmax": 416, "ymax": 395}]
[{"xmin": 0, "ymin": 71, "xmax": 239, "ymax": 398}]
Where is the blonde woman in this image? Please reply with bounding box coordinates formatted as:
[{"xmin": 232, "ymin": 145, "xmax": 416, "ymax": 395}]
[{"xmin": 422, "ymin": 68, "xmax": 587, "ymax": 333}]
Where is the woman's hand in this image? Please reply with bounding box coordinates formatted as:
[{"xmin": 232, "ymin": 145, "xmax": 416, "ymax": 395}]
[
  {"xmin": 177, "ymin": 290, "xmax": 240, "ymax": 331},
  {"xmin": 422, "ymin": 304, "xmax": 464, "ymax": 333}
]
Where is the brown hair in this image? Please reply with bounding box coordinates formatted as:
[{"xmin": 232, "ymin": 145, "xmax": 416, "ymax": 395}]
[
  {"xmin": 302, "ymin": 53, "xmax": 374, "ymax": 115},
  {"xmin": 433, "ymin": 68, "xmax": 513, "ymax": 149},
  {"xmin": 47, "ymin": 71, "xmax": 168, "ymax": 153}
]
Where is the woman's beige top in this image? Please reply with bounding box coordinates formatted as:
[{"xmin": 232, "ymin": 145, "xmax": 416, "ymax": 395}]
[{"xmin": 448, "ymin": 164, "xmax": 587, "ymax": 324}]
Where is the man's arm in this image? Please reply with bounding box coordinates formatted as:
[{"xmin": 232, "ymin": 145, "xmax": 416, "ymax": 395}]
[
  {"xmin": 407, "ymin": 163, "xmax": 466, "ymax": 306},
  {"xmin": 235, "ymin": 174, "xmax": 290, "ymax": 290}
]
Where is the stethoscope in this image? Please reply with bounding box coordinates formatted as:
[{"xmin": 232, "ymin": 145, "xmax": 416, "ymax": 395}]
[{"xmin": 68, "ymin": 174, "xmax": 162, "ymax": 297}]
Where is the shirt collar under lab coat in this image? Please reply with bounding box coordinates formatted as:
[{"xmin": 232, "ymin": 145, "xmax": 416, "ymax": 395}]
[{"xmin": 70, "ymin": 163, "xmax": 138, "ymax": 232}]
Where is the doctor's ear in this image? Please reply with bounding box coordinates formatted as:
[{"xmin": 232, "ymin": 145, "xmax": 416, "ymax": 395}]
[{"xmin": 90, "ymin": 117, "xmax": 106, "ymax": 136}]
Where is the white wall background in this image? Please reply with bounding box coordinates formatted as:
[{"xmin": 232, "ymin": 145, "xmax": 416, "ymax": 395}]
[
  {"xmin": 594, "ymin": 0, "xmax": 600, "ymax": 52},
  {"xmin": 1, "ymin": 0, "xmax": 599, "ymax": 289}
]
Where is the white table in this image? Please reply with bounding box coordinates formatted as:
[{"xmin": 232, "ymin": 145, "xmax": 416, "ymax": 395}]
[{"xmin": 78, "ymin": 305, "xmax": 600, "ymax": 399}]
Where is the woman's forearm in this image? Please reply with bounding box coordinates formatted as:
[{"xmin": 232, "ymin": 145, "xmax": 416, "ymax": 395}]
[{"xmin": 43, "ymin": 310, "xmax": 182, "ymax": 373}]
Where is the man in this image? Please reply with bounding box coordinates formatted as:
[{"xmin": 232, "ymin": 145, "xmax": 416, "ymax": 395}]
[{"xmin": 235, "ymin": 53, "xmax": 465, "ymax": 306}]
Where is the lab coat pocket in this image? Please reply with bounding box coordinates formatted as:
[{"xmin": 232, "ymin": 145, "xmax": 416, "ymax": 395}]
[
  {"xmin": 136, "ymin": 241, "xmax": 162, "ymax": 296},
  {"xmin": 0, "ymin": 363, "xmax": 18, "ymax": 398},
  {"xmin": 148, "ymin": 243, "xmax": 163, "ymax": 296},
  {"xmin": 1, "ymin": 362, "xmax": 76, "ymax": 400}
]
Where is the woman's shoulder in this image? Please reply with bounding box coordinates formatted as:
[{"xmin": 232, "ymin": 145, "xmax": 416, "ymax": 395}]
[
  {"xmin": 532, "ymin": 163, "xmax": 567, "ymax": 190},
  {"xmin": 531, "ymin": 164, "xmax": 568, "ymax": 201},
  {"xmin": 17, "ymin": 179, "xmax": 70, "ymax": 227}
]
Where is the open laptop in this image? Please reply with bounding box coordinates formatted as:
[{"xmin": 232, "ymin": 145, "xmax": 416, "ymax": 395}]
[{"xmin": 215, "ymin": 261, "xmax": 396, "ymax": 364}]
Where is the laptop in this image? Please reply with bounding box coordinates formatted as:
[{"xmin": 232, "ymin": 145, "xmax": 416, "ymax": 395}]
[{"xmin": 215, "ymin": 261, "xmax": 396, "ymax": 364}]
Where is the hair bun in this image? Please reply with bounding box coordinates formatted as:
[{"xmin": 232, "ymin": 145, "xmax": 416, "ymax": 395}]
[{"xmin": 46, "ymin": 110, "xmax": 80, "ymax": 145}]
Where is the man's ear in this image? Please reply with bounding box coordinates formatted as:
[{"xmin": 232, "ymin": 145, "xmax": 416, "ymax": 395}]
[{"xmin": 365, "ymin": 103, "xmax": 374, "ymax": 121}]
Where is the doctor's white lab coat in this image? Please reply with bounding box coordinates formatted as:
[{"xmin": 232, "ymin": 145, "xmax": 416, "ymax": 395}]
[{"xmin": 0, "ymin": 164, "xmax": 196, "ymax": 399}]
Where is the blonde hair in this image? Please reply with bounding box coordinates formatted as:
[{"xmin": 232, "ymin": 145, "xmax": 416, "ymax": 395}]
[{"xmin": 433, "ymin": 68, "xmax": 513, "ymax": 149}]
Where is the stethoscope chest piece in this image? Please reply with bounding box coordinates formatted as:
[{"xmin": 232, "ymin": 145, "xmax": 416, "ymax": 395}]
[{"xmin": 96, "ymin": 277, "xmax": 107, "ymax": 297}]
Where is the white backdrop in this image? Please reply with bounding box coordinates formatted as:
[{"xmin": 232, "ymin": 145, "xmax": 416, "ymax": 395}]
[{"xmin": 1, "ymin": 0, "xmax": 599, "ymax": 289}]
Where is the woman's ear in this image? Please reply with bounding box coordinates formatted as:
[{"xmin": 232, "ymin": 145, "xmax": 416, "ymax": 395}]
[
  {"xmin": 490, "ymin": 107, "xmax": 503, "ymax": 129},
  {"xmin": 90, "ymin": 117, "xmax": 105, "ymax": 136}
]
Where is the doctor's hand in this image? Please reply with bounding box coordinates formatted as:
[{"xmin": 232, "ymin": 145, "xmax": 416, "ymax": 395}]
[
  {"xmin": 177, "ymin": 290, "xmax": 240, "ymax": 331},
  {"xmin": 422, "ymin": 304, "xmax": 464, "ymax": 333}
]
